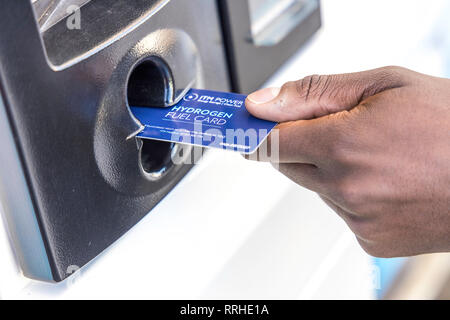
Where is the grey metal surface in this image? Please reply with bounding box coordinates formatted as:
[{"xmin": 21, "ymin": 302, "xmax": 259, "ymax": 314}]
[
  {"xmin": 218, "ymin": 0, "xmax": 321, "ymax": 93},
  {"xmin": 126, "ymin": 30, "xmax": 200, "ymax": 107},
  {"xmin": 250, "ymin": 0, "xmax": 319, "ymax": 47},
  {"xmin": 0, "ymin": 0, "xmax": 229, "ymax": 281},
  {"xmin": 0, "ymin": 93, "xmax": 53, "ymax": 281},
  {"xmin": 41, "ymin": 0, "xmax": 171, "ymax": 69}
]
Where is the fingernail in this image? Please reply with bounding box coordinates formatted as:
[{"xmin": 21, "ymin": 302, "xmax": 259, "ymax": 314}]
[{"xmin": 247, "ymin": 87, "xmax": 280, "ymax": 104}]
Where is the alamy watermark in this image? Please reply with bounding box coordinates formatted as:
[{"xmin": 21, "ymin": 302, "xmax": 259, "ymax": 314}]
[
  {"xmin": 66, "ymin": 5, "xmax": 81, "ymax": 30},
  {"xmin": 166, "ymin": 121, "xmax": 280, "ymax": 167}
]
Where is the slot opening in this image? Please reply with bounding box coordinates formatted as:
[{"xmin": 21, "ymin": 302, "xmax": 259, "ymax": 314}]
[{"xmin": 127, "ymin": 58, "xmax": 177, "ymax": 179}]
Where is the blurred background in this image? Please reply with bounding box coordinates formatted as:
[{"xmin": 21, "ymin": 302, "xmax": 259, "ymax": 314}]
[{"xmin": 0, "ymin": 0, "xmax": 449, "ymax": 299}]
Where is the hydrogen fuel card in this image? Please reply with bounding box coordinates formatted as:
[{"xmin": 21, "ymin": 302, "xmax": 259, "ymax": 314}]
[{"xmin": 131, "ymin": 89, "xmax": 277, "ymax": 154}]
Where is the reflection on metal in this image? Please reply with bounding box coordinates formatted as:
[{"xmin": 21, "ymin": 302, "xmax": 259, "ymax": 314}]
[
  {"xmin": 36, "ymin": 0, "xmax": 170, "ymax": 70},
  {"xmin": 139, "ymin": 141, "xmax": 193, "ymax": 181},
  {"xmin": 249, "ymin": 0, "xmax": 319, "ymax": 47},
  {"xmin": 32, "ymin": 0, "xmax": 91, "ymax": 32},
  {"xmin": 218, "ymin": 0, "xmax": 321, "ymax": 93}
]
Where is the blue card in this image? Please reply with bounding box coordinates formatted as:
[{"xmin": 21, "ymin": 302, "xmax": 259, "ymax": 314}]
[{"xmin": 131, "ymin": 89, "xmax": 277, "ymax": 154}]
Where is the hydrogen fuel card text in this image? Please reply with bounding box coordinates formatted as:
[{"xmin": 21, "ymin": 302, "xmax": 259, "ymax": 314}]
[{"xmin": 131, "ymin": 89, "xmax": 277, "ymax": 154}]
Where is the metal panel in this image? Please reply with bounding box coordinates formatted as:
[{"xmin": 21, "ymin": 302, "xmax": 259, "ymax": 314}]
[
  {"xmin": 0, "ymin": 0, "xmax": 229, "ymax": 282},
  {"xmin": 218, "ymin": 0, "xmax": 321, "ymax": 93}
]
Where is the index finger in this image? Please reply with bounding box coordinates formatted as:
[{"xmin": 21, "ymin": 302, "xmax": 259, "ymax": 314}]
[{"xmin": 251, "ymin": 115, "xmax": 339, "ymax": 165}]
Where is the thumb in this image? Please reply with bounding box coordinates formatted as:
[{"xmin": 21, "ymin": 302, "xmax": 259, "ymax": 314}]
[{"xmin": 246, "ymin": 66, "xmax": 408, "ymax": 122}]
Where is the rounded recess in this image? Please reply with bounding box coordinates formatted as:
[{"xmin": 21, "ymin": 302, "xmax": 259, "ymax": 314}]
[
  {"xmin": 94, "ymin": 29, "xmax": 200, "ymax": 195},
  {"xmin": 127, "ymin": 57, "xmax": 179, "ymax": 180}
]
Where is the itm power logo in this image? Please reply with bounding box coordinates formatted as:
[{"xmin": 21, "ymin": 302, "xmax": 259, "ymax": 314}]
[
  {"xmin": 185, "ymin": 91, "xmax": 244, "ymax": 108},
  {"xmin": 184, "ymin": 92, "xmax": 199, "ymax": 102}
]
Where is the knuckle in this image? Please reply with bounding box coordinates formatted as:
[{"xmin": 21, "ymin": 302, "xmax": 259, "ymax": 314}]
[
  {"xmin": 334, "ymin": 180, "xmax": 365, "ymax": 211},
  {"xmin": 323, "ymin": 123, "xmax": 354, "ymax": 163},
  {"xmin": 295, "ymin": 74, "xmax": 330, "ymax": 102},
  {"xmin": 280, "ymin": 80, "xmax": 297, "ymax": 95},
  {"xmin": 361, "ymin": 66, "xmax": 407, "ymax": 99},
  {"xmin": 356, "ymin": 66, "xmax": 409, "ymax": 103},
  {"xmin": 381, "ymin": 65, "xmax": 408, "ymax": 75},
  {"xmin": 324, "ymin": 108, "xmax": 365, "ymax": 164},
  {"xmin": 280, "ymin": 80, "xmax": 295, "ymax": 91},
  {"xmin": 352, "ymin": 220, "xmax": 400, "ymax": 257},
  {"xmin": 351, "ymin": 219, "xmax": 376, "ymax": 242},
  {"xmin": 326, "ymin": 139, "xmax": 349, "ymax": 163},
  {"xmin": 376, "ymin": 66, "xmax": 406, "ymax": 78},
  {"xmin": 379, "ymin": 67, "xmax": 405, "ymax": 83},
  {"xmin": 357, "ymin": 239, "xmax": 395, "ymax": 258},
  {"xmin": 356, "ymin": 238, "xmax": 380, "ymax": 257}
]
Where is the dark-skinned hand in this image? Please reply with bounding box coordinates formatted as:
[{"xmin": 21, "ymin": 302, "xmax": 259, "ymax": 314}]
[{"xmin": 246, "ymin": 66, "xmax": 450, "ymax": 257}]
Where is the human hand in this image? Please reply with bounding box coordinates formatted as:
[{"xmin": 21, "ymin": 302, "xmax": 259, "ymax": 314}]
[{"xmin": 245, "ymin": 66, "xmax": 450, "ymax": 257}]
